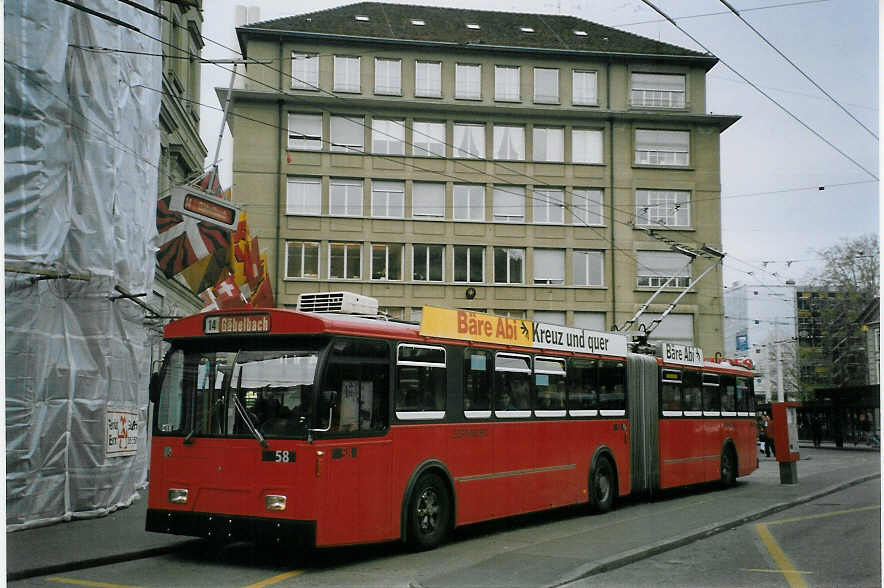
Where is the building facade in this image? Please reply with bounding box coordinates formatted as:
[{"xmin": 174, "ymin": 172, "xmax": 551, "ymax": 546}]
[
  {"xmin": 228, "ymin": 2, "xmax": 738, "ymax": 351},
  {"xmin": 150, "ymin": 0, "xmax": 209, "ymax": 365}
]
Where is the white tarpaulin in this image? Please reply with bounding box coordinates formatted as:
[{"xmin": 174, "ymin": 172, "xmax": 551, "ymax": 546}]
[{"xmin": 5, "ymin": 0, "xmax": 161, "ymax": 530}]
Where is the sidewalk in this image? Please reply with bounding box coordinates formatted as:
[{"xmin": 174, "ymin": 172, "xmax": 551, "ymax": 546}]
[
  {"xmin": 7, "ymin": 446, "xmax": 881, "ymax": 582},
  {"xmin": 7, "ymin": 491, "xmax": 197, "ymax": 581}
]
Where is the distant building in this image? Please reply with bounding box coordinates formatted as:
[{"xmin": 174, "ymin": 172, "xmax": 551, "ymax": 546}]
[
  {"xmin": 226, "ymin": 1, "xmax": 739, "ymax": 351},
  {"xmin": 724, "ymin": 282, "xmax": 797, "ymax": 402},
  {"xmin": 856, "ymin": 297, "xmax": 879, "ymax": 386}
]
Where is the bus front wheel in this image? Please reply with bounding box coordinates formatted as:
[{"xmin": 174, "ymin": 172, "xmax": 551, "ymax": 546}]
[
  {"xmin": 406, "ymin": 472, "xmax": 451, "ymax": 550},
  {"xmin": 590, "ymin": 457, "xmax": 615, "ymax": 513}
]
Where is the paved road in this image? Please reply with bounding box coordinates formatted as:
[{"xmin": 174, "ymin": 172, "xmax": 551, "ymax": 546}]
[{"xmin": 574, "ymin": 478, "xmax": 881, "ymax": 588}]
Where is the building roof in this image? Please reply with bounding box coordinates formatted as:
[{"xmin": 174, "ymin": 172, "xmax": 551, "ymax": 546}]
[{"xmin": 238, "ymin": 1, "xmax": 715, "ymax": 64}]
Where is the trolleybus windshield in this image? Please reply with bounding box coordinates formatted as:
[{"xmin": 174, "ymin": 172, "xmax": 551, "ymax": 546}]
[{"xmin": 155, "ymin": 344, "xmax": 320, "ymax": 440}]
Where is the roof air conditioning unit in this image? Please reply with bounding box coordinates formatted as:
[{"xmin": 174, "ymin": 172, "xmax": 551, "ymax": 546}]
[{"xmin": 297, "ymin": 291, "xmax": 379, "ymax": 315}]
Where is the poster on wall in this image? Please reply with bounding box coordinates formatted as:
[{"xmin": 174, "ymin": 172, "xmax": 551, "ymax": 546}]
[{"xmin": 106, "ymin": 409, "xmax": 140, "ymax": 458}]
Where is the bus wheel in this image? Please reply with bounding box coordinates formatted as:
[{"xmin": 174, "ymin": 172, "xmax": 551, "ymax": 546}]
[
  {"xmin": 406, "ymin": 472, "xmax": 450, "ymax": 550},
  {"xmin": 590, "ymin": 457, "xmax": 615, "ymax": 513},
  {"xmin": 720, "ymin": 446, "xmax": 737, "ymax": 487}
]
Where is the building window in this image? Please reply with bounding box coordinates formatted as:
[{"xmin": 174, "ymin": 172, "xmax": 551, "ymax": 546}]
[
  {"xmin": 372, "ymin": 118, "xmax": 405, "ymax": 155},
  {"xmin": 288, "ymin": 113, "xmax": 322, "ymax": 151},
  {"xmin": 456, "ymin": 63, "xmax": 482, "ymax": 100},
  {"xmin": 533, "ymin": 127, "xmax": 564, "ymax": 162},
  {"xmin": 413, "ymin": 182, "xmax": 445, "ymax": 219},
  {"xmin": 329, "ymin": 242, "xmax": 361, "ymax": 279},
  {"xmin": 453, "ymin": 184, "xmax": 485, "ymax": 221},
  {"xmin": 494, "ymin": 247, "xmax": 524, "ymax": 284},
  {"xmin": 641, "ymin": 312, "xmax": 694, "ymax": 345},
  {"xmin": 532, "ymin": 188, "xmax": 564, "ymax": 224},
  {"xmin": 286, "ymin": 241, "xmax": 319, "ymax": 279},
  {"xmin": 454, "ymin": 245, "xmax": 484, "ymax": 283},
  {"xmin": 415, "ymin": 61, "xmax": 442, "ymax": 97},
  {"xmin": 285, "ymin": 176, "xmax": 321, "ymax": 215},
  {"xmin": 493, "ymin": 125, "xmax": 525, "ymax": 160},
  {"xmin": 291, "ymin": 53, "xmax": 319, "ymax": 90},
  {"xmin": 329, "ymin": 178, "xmax": 363, "ymax": 216},
  {"xmin": 533, "ymin": 249, "xmax": 565, "ymax": 285},
  {"xmin": 413, "ymin": 244, "xmax": 444, "ymax": 282},
  {"xmin": 573, "ymin": 250, "xmax": 604, "ymax": 286},
  {"xmin": 572, "ymin": 129, "xmax": 603, "ymax": 164},
  {"xmin": 333, "ymin": 55, "xmax": 360, "ymax": 93},
  {"xmin": 635, "ymin": 189, "xmax": 691, "ymax": 227},
  {"xmin": 574, "ymin": 311, "xmax": 605, "ymax": 330},
  {"xmin": 533, "ymin": 67, "xmax": 559, "ymax": 103},
  {"xmin": 412, "ymin": 121, "xmax": 446, "ymax": 157},
  {"xmin": 534, "ymin": 310, "xmax": 565, "ymax": 325},
  {"xmin": 453, "ymin": 123, "xmax": 485, "ymax": 159},
  {"xmin": 494, "ymin": 65, "xmax": 520, "ymax": 102},
  {"xmin": 330, "ymin": 115, "xmax": 364, "ymax": 153},
  {"xmin": 374, "ymin": 58, "xmax": 401, "ymax": 95},
  {"xmin": 572, "ymin": 70, "xmax": 598, "ymax": 105},
  {"xmin": 631, "ymin": 73, "xmax": 686, "ymax": 108},
  {"xmin": 492, "ymin": 186, "xmax": 524, "ymax": 223},
  {"xmin": 371, "ymin": 243, "xmax": 402, "ymax": 280},
  {"xmin": 635, "ymin": 130, "xmax": 689, "ymax": 166},
  {"xmin": 571, "ymin": 189, "xmax": 604, "ymax": 226},
  {"xmin": 371, "ymin": 180, "xmax": 405, "ymax": 218},
  {"xmin": 636, "ymin": 251, "xmax": 692, "ymax": 288}
]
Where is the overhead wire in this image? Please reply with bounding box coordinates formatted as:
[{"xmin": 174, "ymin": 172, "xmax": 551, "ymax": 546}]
[
  {"xmin": 716, "ymin": 0, "xmax": 877, "ymax": 140},
  {"xmin": 638, "ymin": 0, "xmax": 878, "ymax": 181}
]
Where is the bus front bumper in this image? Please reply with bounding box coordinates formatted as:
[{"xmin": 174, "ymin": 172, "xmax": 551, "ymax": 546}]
[{"xmin": 146, "ymin": 508, "xmax": 316, "ymax": 547}]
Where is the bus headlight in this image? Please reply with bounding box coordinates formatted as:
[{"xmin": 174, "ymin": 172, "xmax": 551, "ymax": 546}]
[
  {"xmin": 168, "ymin": 488, "xmax": 188, "ymax": 504},
  {"xmin": 265, "ymin": 494, "xmax": 287, "ymax": 511}
]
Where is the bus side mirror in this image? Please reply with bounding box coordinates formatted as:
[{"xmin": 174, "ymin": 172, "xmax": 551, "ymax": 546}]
[{"xmin": 149, "ymin": 373, "xmax": 161, "ymax": 404}]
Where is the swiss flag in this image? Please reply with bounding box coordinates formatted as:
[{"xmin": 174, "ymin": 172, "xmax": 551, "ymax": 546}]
[{"xmin": 213, "ymin": 275, "xmax": 247, "ymax": 310}]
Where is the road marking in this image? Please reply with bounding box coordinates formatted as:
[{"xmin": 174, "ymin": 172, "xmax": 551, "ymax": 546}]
[
  {"xmin": 47, "ymin": 578, "xmax": 141, "ymax": 588},
  {"xmin": 742, "ymin": 568, "xmax": 813, "ymax": 575},
  {"xmin": 755, "ymin": 523, "xmax": 808, "ymax": 588},
  {"xmin": 243, "ymin": 570, "xmax": 304, "ymax": 588},
  {"xmin": 766, "ymin": 504, "xmax": 880, "ymax": 526}
]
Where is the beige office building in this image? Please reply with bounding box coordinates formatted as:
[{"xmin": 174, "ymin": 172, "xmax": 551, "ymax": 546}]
[{"xmin": 228, "ymin": 2, "xmax": 738, "ymax": 352}]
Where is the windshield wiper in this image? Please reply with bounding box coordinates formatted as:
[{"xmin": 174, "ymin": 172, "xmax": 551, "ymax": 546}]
[{"xmin": 233, "ymin": 365, "xmax": 268, "ymax": 448}]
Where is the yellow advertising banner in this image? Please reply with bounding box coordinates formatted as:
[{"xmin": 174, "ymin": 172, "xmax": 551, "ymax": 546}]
[{"xmin": 419, "ymin": 306, "xmax": 533, "ymax": 347}]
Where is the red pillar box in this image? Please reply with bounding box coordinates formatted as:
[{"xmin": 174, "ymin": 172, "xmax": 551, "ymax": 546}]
[{"xmin": 770, "ymin": 401, "xmax": 801, "ymax": 483}]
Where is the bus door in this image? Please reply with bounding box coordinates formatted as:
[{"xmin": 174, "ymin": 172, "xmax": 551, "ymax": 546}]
[
  {"xmin": 627, "ymin": 353, "xmax": 659, "ymax": 494},
  {"xmin": 313, "ymin": 338, "xmax": 392, "ymax": 545}
]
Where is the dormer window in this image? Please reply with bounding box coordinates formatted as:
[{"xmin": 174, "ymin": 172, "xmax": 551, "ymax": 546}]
[
  {"xmin": 355, "ymin": 15, "xmax": 370, "ymax": 22},
  {"xmin": 520, "ymin": 26, "xmax": 535, "ymax": 33},
  {"xmin": 411, "ymin": 19, "xmax": 425, "ymax": 25},
  {"xmin": 574, "ymin": 30, "xmax": 587, "ymax": 36},
  {"xmin": 466, "ymin": 23, "xmax": 480, "ymax": 30}
]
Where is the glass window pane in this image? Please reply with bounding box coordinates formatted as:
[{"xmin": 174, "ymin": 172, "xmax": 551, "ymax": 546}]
[
  {"xmin": 288, "ymin": 113, "xmax": 322, "ymax": 151},
  {"xmin": 571, "ymin": 189, "xmax": 603, "ymax": 226},
  {"xmin": 375, "ymin": 58, "xmax": 401, "ymax": 95},
  {"xmin": 415, "ymin": 61, "xmax": 442, "ymax": 97},
  {"xmin": 492, "ymin": 186, "xmax": 524, "ymax": 222},
  {"xmin": 533, "ymin": 127, "xmax": 564, "ymax": 162},
  {"xmin": 371, "ymin": 180, "xmax": 404, "ymax": 218},
  {"xmin": 454, "ymin": 184, "xmax": 485, "ymax": 221},
  {"xmin": 413, "ymin": 183, "xmax": 445, "ymax": 218},
  {"xmin": 494, "ymin": 65, "xmax": 520, "ymax": 101},
  {"xmin": 532, "ymin": 188, "xmax": 564, "ymax": 224},
  {"xmin": 372, "ymin": 119, "xmax": 405, "ymax": 155},
  {"xmin": 533, "ymin": 249, "xmax": 564, "ymax": 284},
  {"xmin": 635, "ymin": 189, "xmax": 691, "ymax": 227},
  {"xmin": 493, "ymin": 125, "xmax": 525, "ymax": 160},
  {"xmin": 292, "ymin": 53, "xmax": 318, "ymax": 89},
  {"xmin": 534, "ymin": 68, "xmax": 559, "ymax": 103},
  {"xmin": 572, "ymin": 70, "xmax": 597, "ymax": 105},
  {"xmin": 334, "ymin": 56, "xmax": 360, "ymax": 93},
  {"xmin": 330, "ymin": 116, "xmax": 364, "ymax": 152},
  {"xmin": 635, "ymin": 129, "xmax": 690, "ymax": 166},
  {"xmin": 573, "ymin": 129, "xmax": 603, "ymax": 164},
  {"xmin": 413, "ymin": 121, "xmax": 446, "ymax": 157},
  {"xmin": 454, "ymin": 123, "xmax": 485, "ymax": 159},
  {"xmin": 573, "ymin": 250, "xmax": 603, "ymax": 286},
  {"xmin": 286, "ymin": 177, "xmax": 321, "ymax": 215},
  {"xmin": 455, "ymin": 63, "xmax": 482, "ymax": 99}
]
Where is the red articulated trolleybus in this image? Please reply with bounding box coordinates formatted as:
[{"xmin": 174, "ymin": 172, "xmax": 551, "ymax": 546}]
[{"xmin": 146, "ymin": 292, "xmax": 758, "ymax": 550}]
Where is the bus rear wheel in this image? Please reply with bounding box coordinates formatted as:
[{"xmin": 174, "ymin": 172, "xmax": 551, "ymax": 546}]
[
  {"xmin": 406, "ymin": 472, "xmax": 450, "ymax": 551},
  {"xmin": 590, "ymin": 457, "xmax": 615, "ymax": 513},
  {"xmin": 720, "ymin": 446, "xmax": 737, "ymax": 487}
]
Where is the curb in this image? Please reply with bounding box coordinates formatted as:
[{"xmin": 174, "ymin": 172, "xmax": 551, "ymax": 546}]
[
  {"xmin": 6, "ymin": 539, "xmax": 201, "ymax": 582},
  {"xmin": 547, "ymin": 472, "xmax": 881, "ymax": 588}
]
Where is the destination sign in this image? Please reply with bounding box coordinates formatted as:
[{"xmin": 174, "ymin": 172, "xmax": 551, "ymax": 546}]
[
  {"xmin": 661, "ymin": 342, "xmax": 704, "ymax": 367},
  {"xmin": 204, "ymin": 313, "xmax": 271, "ymax": 335},
  {"xmin": 419, "ymin": 307, "xmax": 627, "ymax": 357}
]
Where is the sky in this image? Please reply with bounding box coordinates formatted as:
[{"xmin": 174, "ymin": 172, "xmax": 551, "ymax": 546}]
[{"xmin": 198, "ymin": 0, "xmax": 879, "ymax": 288}]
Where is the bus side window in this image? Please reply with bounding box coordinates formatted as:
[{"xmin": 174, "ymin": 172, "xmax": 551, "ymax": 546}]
[
  {"xmin": 534, "ymin": 357, "xmax": 566, "ymax": 414},
  {"xmin": 322, "ymin": 339, "xmax": 390, "ymax": 433},
  {"xmin": 682, "ymin": 370, "xmax": 702, "ymax": 413},
  {"xmin": 567, "ymin": 358, "xmax": 598, "ymax": 415},
  {"xmin": 721, "ymin": 375, "xmax": 736, "ymax": 413},
  {"xmin": 463, "ymin": 349, "xmax": 492, "ymax": 417},
  {"xmin": 702, "ymin": 373, "xmax": 720, "ymax": 414},
  {"xmin": 156, "ymin": 350, "xmax": 185, "ymax": 433},
  {"xmin": 494, "ymin": 353, "xmax": 532, "ymax": 416},
  {"xmin": 396, "ymin": 344, "xmax": 446, "ymax": 420},
  {"xmin": 660, "ymin": 369, "xmax": 682, "ymax": 415},
  {"xmin": 598, "ymin": 360, "xmax": 626, "ymax": 415}
]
